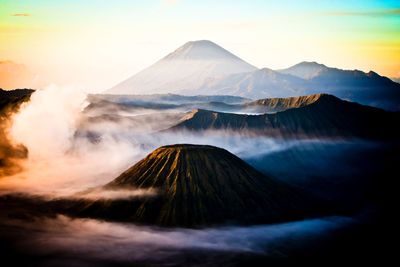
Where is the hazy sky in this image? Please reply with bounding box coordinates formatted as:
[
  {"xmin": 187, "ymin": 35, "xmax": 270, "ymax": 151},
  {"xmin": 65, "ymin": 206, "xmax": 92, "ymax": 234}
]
[{"xmin": 0, "ymin": 0, "xmax": 399, "ymax": 91}]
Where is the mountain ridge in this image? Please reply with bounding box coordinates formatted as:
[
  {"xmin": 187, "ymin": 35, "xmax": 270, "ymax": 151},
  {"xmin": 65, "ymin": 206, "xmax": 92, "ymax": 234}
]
[
  {"xmin": 242, "ymin": 93, "xmax": 328, "ymax": 112},
  {"xmin": 197, "ymin": 63, "xmax": 400, "ymax": 110},
  {"xmin": 105, "ymin": 40, "xmax": 400, "ymax": 110},
  {"xmin": 168, "ymin": 94, "xmax": 400, "ymax": 140},
  {"xmin": 277, "ymin": 61, "xmax": 328, "ymax": 79}
]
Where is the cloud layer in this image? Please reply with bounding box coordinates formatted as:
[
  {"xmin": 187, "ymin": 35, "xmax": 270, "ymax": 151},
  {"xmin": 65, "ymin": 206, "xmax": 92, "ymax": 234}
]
[{"xmin": 0, "ymin": 214, "xmax": 354, "ymax": 266}]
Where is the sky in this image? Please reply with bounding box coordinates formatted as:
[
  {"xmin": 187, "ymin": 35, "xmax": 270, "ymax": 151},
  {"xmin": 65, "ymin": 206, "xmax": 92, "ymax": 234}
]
[{"xmin": 0, "ymin": 0, "xmax": 399, "ymax": 91}]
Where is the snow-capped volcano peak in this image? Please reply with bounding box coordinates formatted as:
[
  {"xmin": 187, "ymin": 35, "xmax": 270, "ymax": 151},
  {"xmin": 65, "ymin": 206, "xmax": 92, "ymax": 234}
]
[
  {"xmin": 163, "ymin": 40, "xmax": 250, "ymax": 61},
  {"xmin": 106, "ymin": 40, "xmax": 257, "ymax": 95}
]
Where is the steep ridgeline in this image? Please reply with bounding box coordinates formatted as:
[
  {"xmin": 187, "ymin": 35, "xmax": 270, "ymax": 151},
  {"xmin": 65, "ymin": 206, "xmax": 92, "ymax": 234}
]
[
  {"xmin": 196, "ymin": 61, "xmax": 400, "ymax": 110},
  {"xmin": 191, "ymin": 68, "xmax": 308, "ymax": 99},
  {"xmin": 61, "ymin": 145, "xmax": 325, "ymax": 227},
  {"xmin": 279, "ymin": 62, "xmax": 400, "ymax": 110},
  {"xmin": 105, "ymin": 40, "xmax": 400, "ymax": 110},
  {"xmin": 241, "ymin": 94, "xmax": 327, "ymax": 113},
  {"xmin": 278, "ymin": 61, "xmax": 328, "ymax": 79},
  {"xmin": 107, "ymin": 40, "xmax": 257, "ymax": 95},
  {"xmin": 168, "ymin": 94, "xmax": 400, "ymax": 140}
]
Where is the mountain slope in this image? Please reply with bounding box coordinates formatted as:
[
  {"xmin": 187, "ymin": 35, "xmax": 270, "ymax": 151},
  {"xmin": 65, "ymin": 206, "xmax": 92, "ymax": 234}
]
[
  {"xmin": 196, "ymin": 62, "xmax": 400, "ymax": 110},
  {"xmin": 169, "ymin": 94, "xmax": 400, "ymax": 140},
  {"xmin": 277, "ymin": 61, "xmax": 328, "ymax": 79},
  {"xmin": 105, "ymin": 40, "xmax": 400, "ymax": 110},
  {"xmin": 192, "ymin": 68, "xmax": 308, "ymax": 99},
  {"xmin": 100, "ymin": 144, "xmax": 321, "ymax": 227},
  {"xmin": 47, "ymin": 144, "xmax": 327, "ymax": 228},
  {"xmin": 278, "ymin": 62, "xmax": 400, "ymax": 110},
  {"xmin": 241, "ymin": 94, "xmax": 327, "ymax": 113},
  {"xmin": 106, "ymin": 40, "xmax": 400, "ymax": 110},
  {"xmin": 106, "ymin": 40, "xmax": 257, "ymax": 95}
]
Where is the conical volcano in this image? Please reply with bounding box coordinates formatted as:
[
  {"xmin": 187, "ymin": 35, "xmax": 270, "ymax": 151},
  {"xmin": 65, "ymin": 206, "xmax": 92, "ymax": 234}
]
[
  {"xmin": 99, "ymin": 144, "xmax": 322, "ymax": 227},
  {"xmin": 106, "ymin": 40, "xmax": 257, "ymax": 95}
]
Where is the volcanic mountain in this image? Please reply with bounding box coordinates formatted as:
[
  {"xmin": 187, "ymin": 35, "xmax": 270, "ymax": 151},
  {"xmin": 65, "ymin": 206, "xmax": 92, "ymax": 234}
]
[
  {"xmin": 107, "ymin": 40, "xmax": 257, "ymax": 95},
  {"xmin": 190, "ymin": 67, "xmax": 308, "ymax": 99},
  {"xmin": 277, "ymin": 61, "xmax": 328, "ymax": 79},
  {"xmin": 168, "ymin": 94, "xmax": 400, "ymax": 140},
  {"xmin": 53, "ymin": 144, "xmax": 325, "ymax": 227},
  {"xmin": 106, "ymin": 40, "xmax": 400, "ymax": 110},
  {"xmin": 196, "ymin": 62, "xmax": 400, "ymax": 110},
  {"xmin": 278, "ymin": 62, "xmax": 400, "ymax": 110}
]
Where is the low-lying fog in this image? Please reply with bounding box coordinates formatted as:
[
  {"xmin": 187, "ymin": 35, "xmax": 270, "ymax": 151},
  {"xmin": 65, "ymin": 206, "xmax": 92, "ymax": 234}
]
[
  {"xmin": 0, "ymin": 85, "xmax": 354, "ymax": 195},
  {"xmin": 0, "ymin": 212, "xmax": 355, "ymax": 266},
  {"xmin": 0, "ymin": 85, "xmax": 394, "ymax": 265}
]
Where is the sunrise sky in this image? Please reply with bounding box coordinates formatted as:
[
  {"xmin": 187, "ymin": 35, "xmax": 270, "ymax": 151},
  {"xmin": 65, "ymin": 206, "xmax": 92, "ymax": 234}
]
[{"xmin": 0, "ymin": 0, "xmax": 399, "ymax": 91}]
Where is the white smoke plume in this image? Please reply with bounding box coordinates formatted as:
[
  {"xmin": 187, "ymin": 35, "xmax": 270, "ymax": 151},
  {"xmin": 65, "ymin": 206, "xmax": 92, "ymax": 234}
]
[
  {"xmin": 0, "ymin": 84, "xmax": 353, "ymax": 199},
  {"xmin": 0, "ymin": 85, "xmax": 143, "ymax": 196}
]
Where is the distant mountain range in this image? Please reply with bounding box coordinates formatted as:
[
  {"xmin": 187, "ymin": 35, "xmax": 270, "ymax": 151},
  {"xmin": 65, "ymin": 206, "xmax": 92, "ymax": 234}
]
[
  {"xmin": 168, "ymin": 94, "xmax": 400, "ymax": 140},
  {"xmin": 81, "ymin": 92, "xmax": 400, "ymax": 140},
  {"xmin": 84, "ymin": 94, "xmax": 251, "ymax": 117},
  {"xmin": 192, "ymin": 67, "xmax": 308, "ymax": 99},
  {"xmin": 85, "ymin": 93, "xmax": 250, "ymax": 115},
  {"xmin": 90, "ymin": 93, "xmax": 250, "ymax": 105},
  {"xmin": 84, "ymin": 95, "xmax": 269, "ymax": 116},
  {"xmin": 88, "ymin": 92, "xmax": 385, "ymax": 115},
  {"xmin": 106, "ymin": 40, "xmax": 400, "ymax": 111},
  {"xmin": 197, "ymin": 62, "xmax": 400, "ymax": 110}
]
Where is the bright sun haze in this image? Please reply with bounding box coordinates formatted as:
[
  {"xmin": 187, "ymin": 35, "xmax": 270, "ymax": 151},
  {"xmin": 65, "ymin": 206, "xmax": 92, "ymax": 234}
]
[{"xmin": 0, "ymin": 0, "xmax": 399, "ymax": 91}]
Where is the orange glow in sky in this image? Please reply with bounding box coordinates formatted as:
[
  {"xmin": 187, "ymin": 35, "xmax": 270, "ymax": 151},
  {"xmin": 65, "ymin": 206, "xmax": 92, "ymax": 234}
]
[{"xmin": 0, "ymin": 0, "xmax": 399, "ymax": 91}]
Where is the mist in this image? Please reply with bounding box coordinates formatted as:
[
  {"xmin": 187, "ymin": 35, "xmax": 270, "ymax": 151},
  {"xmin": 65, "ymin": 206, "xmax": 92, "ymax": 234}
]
[
  {"xmin": 0, "ymin": 85, "xmax": 323, "ymax": 196},
  {"xmin": 0, "ymin": 84, "xmax": 395, "ymax": 266},
  {"xmin": 1, "ymin": 85, "xmax": 143, "ymax": 195},
  {"xmin": 0, "ymin": 213, "xmax": 354, "ymax": 266},
  {"xmin": 3, "ymin": 85, "xmax": 390, "ymax": 200}
]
